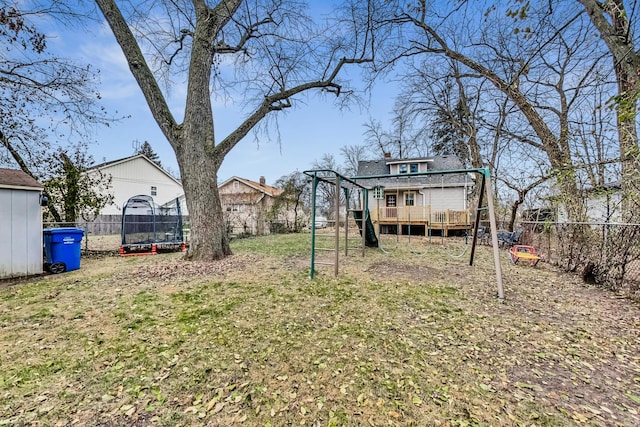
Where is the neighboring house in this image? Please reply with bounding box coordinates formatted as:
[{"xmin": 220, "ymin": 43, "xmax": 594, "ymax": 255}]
[
  {"xmin": 85, "ymin": 155, "xmax": 187, "ymax": 235},
  {"xmin": 584, "ymin": 182, "xmax": 622, "ymax": 222},
  {"xmin": 219, "ymin": 176, "xmax": 283, "ymax": 235},
  {"xmin": 356, "ymin": 155, "xmax": 474, "ymax": 236},
  {"xmin": 0, "ymin": 169, "xmax": 44, "ymax": 278},
  {"xmin": 556, "ymin": 181, "xmax": 623, "ymax": 223}
]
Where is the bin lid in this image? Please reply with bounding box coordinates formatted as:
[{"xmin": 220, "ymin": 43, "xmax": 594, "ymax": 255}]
[{"xmin": 44, "ymin": 227, "xmax": 85, "ymax": 234}]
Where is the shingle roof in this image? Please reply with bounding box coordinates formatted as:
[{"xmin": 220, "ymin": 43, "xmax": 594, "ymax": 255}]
[
  {"xmin": 220, "ymin": 176, "xmax": 283, "ymax": 197},
  {"xmin": 355, "ymin": 155, "xmax": 471, "ymax": 188},
  {"xmin": 0, "ymin": 168, "xmax": 44, "ymax": 190},
  {"xmin": 241, "ymin": 178, "xmax": 283, "ymax": 197},
  {"xmin": 357, "ymin": 159, "xmax": 389, "ymax": 177}
]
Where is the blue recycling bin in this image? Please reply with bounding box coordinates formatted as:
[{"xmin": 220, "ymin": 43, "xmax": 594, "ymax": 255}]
[{"xmin": 43, "ymin": 228, "xmax": 85, "ymax": 274}]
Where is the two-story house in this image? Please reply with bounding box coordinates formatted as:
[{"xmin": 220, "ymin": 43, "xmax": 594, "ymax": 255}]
[
  {"xmin": 356, "ymin": 155, "xmax": 473, "ymax": 236},
  {"xmin": 218, "ymin": 176, "xmax": 283, "ymax": 236},
  {"xmin": 85, "ymin": 154, "xmax": 186, "ymax": 235}
]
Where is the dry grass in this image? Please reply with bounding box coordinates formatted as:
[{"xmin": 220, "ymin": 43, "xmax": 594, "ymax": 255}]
[{"xmin": 1, "ymin": 233, "xmax": 639, "ymax": 426}]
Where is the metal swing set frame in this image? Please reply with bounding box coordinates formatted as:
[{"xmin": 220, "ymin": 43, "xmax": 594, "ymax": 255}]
[{"xmin": 305, "ymin": 167, "xmax": 506, "ymax": 300}]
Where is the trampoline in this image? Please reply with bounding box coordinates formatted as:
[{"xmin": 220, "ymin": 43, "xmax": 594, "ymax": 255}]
[{"xmin": 120, "ymin": 195, "xmax": 186, "ymax": 256}]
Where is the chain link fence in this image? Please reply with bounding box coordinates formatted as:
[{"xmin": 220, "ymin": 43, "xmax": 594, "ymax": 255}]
[{"xmin": 517, "ymin": 221, "xmax": 640, "ymax": 299}]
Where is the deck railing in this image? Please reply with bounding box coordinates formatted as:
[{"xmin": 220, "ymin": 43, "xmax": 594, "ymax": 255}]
[{"xmin": 371, "ymin": 206, "xmax": 470, "ymax": 225}]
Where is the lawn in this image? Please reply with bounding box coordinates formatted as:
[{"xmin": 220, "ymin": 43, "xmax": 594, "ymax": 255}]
[{"xmin": 1, "ymin": 233, "xmax": 639, "ymax": 426}]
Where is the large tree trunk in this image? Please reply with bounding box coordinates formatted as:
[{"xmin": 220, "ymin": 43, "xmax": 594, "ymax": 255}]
[
  {"xmin": 176, "ymin": 2, "xmax": 233, "ymax": 260},
  {"xmin": 614, "ymin": 62, "xmax": 640, "ymax": 220},
  {"xmin": 96, "ymin": 0, "xmax": 368, "ymax": 261},
  {"xmin": 578, "ymin": 0, "xmax": 640, "ymax": 220},
  {"xmin": 175, "ymin": 144, "xmax": 231, "ymax": 260}
]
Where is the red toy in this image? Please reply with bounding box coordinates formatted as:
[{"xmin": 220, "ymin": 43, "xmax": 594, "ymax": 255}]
[{"xmin": 509, "ymin": 245, "xmax": 540, "ymax": 266}]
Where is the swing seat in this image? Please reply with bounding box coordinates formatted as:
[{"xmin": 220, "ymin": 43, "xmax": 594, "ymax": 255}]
[{"xmin": 508, "ymin": 245, "xmax": 540, "ymax": 266}]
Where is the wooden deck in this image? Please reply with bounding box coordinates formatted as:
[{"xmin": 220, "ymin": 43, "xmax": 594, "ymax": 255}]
[{"xmin": 371, "ymin": 207, "xmax": 471, "ymax": 236}]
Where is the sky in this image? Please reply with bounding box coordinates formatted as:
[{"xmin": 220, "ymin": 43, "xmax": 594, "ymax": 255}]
[{"xmin": 47, "ymin": 12, "xmax": 400, "ymax": 186}]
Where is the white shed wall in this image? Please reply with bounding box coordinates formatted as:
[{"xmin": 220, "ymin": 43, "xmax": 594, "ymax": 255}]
[
  {"xmin": 585, "ymin": 192, "xmax": 622, "ymax": 223},
  {"xmin": 0, "ymin": 189, "xmax": 43, "ymax": 279}
]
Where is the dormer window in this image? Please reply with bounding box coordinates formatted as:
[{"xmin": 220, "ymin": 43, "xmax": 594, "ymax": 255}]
[
  {"xmin": 373, "ymin": 186, "xmax": 384, "ymax": 199},
  {"xmin": 410, "ymin": 163, "xmax": 419, "ymax": 173},
  {"xmin": 151, "ymin": 186, "xmax": 157, "ymax": 196},
  {"xmin": 399, "ymin": 164, "xmax": 408, "ymax": 174}
]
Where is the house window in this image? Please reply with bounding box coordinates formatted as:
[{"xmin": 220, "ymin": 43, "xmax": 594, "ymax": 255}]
[
  {"xmin": 410, "ymin": 163, "xmax": 419, "ymax": 173},
  {"xmin": 233, "ymin": 181, "xmax": 239, "ymax": 190},
  {"xmin": 151, "ymin": 186, "xmax": 157, "ymax": 196},
  {"xmin": 373, "ymin": 186, "xmax": 385, "ymax": 199},
  {"xmin": 386, "ymin": 194, "xmax": 396, "ymax": 207},
  {"xmin": 399, "ymin": 164, "xmax": 408, "ymax": 174},
  {"xmin": 405, "ymin": 192, "xmax": 415, "ymax": 206}
]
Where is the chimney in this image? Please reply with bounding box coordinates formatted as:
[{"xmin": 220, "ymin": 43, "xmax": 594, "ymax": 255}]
[
  {"xmin": 259, "ymin": 176, "xmax": 266, "ymax": 186},
  {"xmin": 383, "ymin": 152, "xmax": 391, "ymax": 159}
]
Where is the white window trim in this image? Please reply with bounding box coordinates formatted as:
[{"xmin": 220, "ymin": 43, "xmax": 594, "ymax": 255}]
[{"xmin": 405, "ymin": 191, "xmax": 415, "ymax": 206}]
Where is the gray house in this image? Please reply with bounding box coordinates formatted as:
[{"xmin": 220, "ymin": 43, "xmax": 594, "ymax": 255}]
[
  {"xmin": 356, "ymin": 155, "xmax": 474, "ymax": 236},
  {"xmin": 0, "ymin": 169, "xmax": 44, "ymax": 279}
]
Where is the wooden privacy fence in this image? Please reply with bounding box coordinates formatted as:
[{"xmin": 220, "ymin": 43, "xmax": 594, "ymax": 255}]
[{"xmin": 44, "ymin": 216, "xmax": 122, "ymax": 236}]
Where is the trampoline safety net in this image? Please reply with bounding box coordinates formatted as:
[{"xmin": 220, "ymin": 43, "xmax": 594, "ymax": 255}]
[{"xmin": 121, "ymin": 195, "xmax": 184, "ymax": 251}]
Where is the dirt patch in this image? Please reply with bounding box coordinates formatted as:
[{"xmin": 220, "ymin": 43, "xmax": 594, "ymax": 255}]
[{"xmin": 364, "ymin": 260, "xmax": 439, "ymax": 281}]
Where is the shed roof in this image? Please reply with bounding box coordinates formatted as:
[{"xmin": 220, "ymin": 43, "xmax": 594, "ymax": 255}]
[{"xmin": 0, "ymin": 168, "xmax": 44, "ymax": 191}]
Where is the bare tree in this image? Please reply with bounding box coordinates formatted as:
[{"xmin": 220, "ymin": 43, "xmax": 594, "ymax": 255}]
[
  {"xmin": 269, "ymin": 171, "xmax": 310, "ymax": 232},
  {"xmin": 311, "ymin": 153, "xmax": 343, "ymax": 219},
  {"xmin": 396, "ymin": 57, "xmax": 484, "ymax": 168},
  {"xmin": 362, "ymin": 118, "xmax": 393, "ymax": 157},
  {"xmin": 340, "ymin": 144, "xmax": 369, "ymax": 177},
  {"xmin": 94, "ymin": 0, "xmax": 373, "ymax": 260},
  {"xmin": 574, "ymin": 0, "xmax": 640, "ymax": 219},
  {"xmin": 505, "ymin": 0, "xmax": 640, "ymax": 219},
  {"xmin": 367, "ymin": 0, "xmax": 617, "ymax": 224},
  {"xmin": 0, "ymin": 4, "xmax": 112, "ymax": 221},
  {"xmin": 361, "ymin": 115, "xmax": 426, "ymax": 159}
]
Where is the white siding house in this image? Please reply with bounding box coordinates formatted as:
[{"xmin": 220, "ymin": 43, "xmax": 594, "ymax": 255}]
[
  {"xmin": 556, "ymin": 182, "xmax": 623, "ymax": 224},
  {"xmin": 90, "ymin": 155, "xmax": 186, "ymax": 215},
  {"xmin": 0, "ymin": 169, "xmax": 44, "ymax": 279},
  {"xmin": 356, "ymin": 155, "xmax": 473, "ymax": 236}
]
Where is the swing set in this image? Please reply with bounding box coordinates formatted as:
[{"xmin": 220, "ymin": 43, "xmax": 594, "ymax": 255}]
[
  {"xmin": 369, "ymin": 172, "xmax": 474, "ymax": 256},
  {"xmin": 304, "ymin": 167, "xmax": 506, "ymax": 299}
]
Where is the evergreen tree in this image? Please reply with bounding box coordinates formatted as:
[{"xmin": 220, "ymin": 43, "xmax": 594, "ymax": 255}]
[{"xmin": 136, "ymin": 140, "xmax": 162, "ymax": 167}]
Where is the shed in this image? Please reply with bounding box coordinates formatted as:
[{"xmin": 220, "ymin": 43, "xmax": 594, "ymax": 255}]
[{"xmin": 0, "ymin": 169, "xmax": 45, "ymax": 279}]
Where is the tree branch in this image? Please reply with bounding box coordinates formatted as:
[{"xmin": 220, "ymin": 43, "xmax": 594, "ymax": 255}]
[
  {"xmin": 214, "ymin": 56, "xmax": 371, "ymax": 162},
  {"xmin": 95, "ymin": 0, "xmax": 179, "ymax": 144}
]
